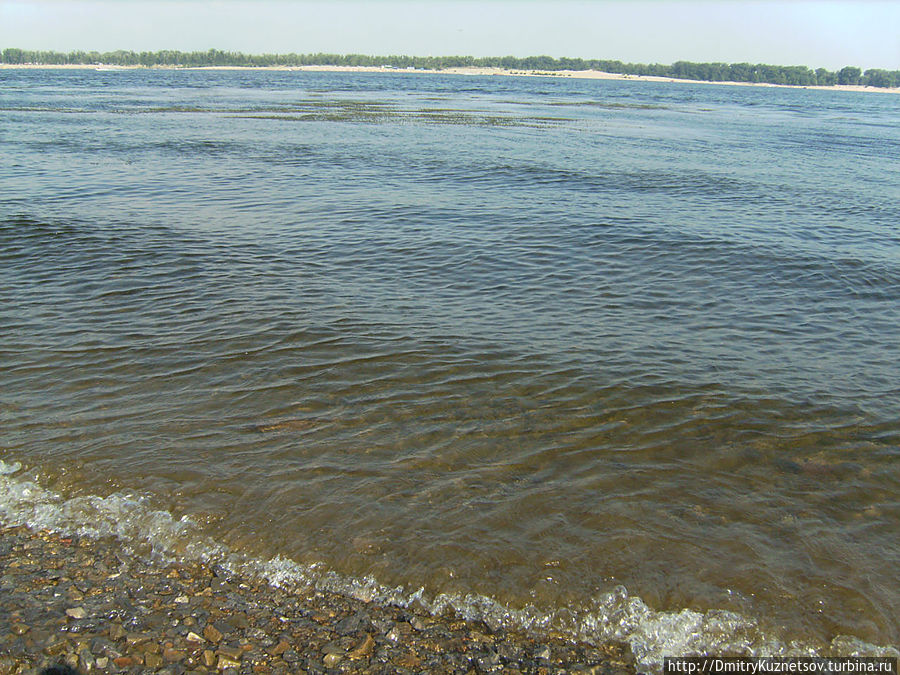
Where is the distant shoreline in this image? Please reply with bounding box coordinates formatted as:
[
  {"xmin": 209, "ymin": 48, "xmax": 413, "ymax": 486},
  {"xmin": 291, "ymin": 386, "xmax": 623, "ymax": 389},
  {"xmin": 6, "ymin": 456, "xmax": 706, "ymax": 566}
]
[{"xmin": 3, "ymin": 62, "xmax": 898, "ymax": 93}]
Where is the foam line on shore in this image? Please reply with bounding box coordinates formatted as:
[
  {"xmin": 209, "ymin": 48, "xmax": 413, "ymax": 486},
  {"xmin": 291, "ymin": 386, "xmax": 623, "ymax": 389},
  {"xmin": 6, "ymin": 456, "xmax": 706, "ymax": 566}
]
[{"xmin": 0, "ymin": 459, "xmax": 894, "ymax": 671}]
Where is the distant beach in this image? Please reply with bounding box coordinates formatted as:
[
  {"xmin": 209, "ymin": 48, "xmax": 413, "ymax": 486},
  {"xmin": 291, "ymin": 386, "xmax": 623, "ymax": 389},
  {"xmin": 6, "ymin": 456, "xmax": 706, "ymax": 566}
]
[{"xmin": 2, "ymin": 62, "xmax": 897, "ymax": 93}]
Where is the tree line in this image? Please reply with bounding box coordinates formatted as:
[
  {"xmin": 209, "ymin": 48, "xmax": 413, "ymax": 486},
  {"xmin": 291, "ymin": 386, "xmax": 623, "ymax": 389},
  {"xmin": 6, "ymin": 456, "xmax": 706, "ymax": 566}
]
[{"xmin": 2, "ymin": 48, "xmax": 898, "ymax": 88}]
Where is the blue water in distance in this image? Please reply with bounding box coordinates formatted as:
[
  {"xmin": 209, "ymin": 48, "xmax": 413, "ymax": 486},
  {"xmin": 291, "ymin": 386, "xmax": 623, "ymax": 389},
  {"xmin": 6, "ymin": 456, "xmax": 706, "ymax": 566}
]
[{"xmin": 1, "ymin": 69, "xmax": 898, "ymax": 665}]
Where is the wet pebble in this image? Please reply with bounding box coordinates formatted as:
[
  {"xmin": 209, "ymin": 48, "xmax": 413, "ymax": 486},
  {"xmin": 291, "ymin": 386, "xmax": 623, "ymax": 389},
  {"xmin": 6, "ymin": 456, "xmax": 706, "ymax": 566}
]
[{"xmin": 0, "ymin": 524, "xmax": 635, "ymax": 674}]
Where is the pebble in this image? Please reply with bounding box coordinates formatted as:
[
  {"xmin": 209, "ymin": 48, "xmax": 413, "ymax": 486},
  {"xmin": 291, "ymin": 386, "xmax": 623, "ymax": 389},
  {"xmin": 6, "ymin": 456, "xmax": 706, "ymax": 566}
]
[
  {"xmin": 203, "ymin": 623, "xmax": 224, "ymax": 643},
  {"xmin": 268, "ymin": 640, "xmax": 290, "ymax": 656},
  {"xmin": 218, "ymin": 655, "xmax": 241, "ymax": 669},
  {"xmin": 217, "ymin": 645, "xmax": 243, "ymax": 661},
  {"xmin": 397, "ymin": 651, "xmax": 423, "ymax": 668},
  {"xmin": 162, "ymin": 646, "xmax": 184, "ymax": 662},
  {"xmin": 348, "ymin": 633, "xmax": 375, "ymax": 659},
  {"xmin": 323, "ymin": 652, "xmax": 343, "ymax": 667},
  {"xmin": 144, "ymin": 652, "xmax": 164, "ymax": 668},
  {"xmin": 201, "ymin": 649, "xmax": 218, "ymax": 667},
  {"xmin": 0, "ymin": 524, "xmax": 636, "ymax": 674}
]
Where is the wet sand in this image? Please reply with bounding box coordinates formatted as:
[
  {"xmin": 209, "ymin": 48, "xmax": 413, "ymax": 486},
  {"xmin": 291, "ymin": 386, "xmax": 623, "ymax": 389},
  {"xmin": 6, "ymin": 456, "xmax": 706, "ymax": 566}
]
[{"xmin": 0, "ymin": 525, "xmax": 635, "ymax": 674}]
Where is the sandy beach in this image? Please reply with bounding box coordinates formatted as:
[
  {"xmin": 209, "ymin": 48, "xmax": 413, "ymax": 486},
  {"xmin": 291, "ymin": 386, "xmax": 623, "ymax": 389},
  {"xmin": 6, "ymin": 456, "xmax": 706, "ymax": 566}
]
[{"xmin": 1, "ymin": 62, "xmax": 897, "ymax": 94}]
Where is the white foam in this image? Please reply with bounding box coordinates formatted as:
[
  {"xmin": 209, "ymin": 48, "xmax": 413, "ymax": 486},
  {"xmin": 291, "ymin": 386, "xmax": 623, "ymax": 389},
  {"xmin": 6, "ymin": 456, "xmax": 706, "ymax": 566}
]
[
  {"xmin": 0, "ymin": 459, "xmax": 22, "ymax": 475},
  {"xmin": 0, "ymin": 459, "xmax": 895, "ymax": 671},
  {"xmin": 0, "ymin": 459, "xmax": 224, "ymax": 561}
]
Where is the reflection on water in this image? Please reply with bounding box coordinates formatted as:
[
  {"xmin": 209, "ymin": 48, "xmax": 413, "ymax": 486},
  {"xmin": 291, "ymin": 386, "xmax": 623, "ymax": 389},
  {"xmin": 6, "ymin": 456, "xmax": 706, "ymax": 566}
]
[{"xmin": 1, "ymin": 69, "xmax": 898, "ymax": 666}]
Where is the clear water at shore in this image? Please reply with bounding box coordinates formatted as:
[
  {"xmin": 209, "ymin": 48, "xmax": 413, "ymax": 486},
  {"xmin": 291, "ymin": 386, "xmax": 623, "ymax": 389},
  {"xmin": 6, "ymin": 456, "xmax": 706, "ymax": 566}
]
[{"xmin": 1, "ymin": 69, "xmax": 898, "ymax": 667}]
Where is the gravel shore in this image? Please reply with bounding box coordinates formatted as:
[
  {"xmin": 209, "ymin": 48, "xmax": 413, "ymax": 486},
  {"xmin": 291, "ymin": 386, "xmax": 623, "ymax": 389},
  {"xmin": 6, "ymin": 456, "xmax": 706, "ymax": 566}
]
[{"xmin": 0, "ymin": 525, "xmax": 636, "ymax": 675}]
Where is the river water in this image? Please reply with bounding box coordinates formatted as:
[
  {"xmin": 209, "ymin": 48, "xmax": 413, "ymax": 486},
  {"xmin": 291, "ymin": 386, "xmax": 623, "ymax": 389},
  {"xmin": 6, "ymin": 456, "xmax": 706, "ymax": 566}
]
[{"xmin": 1, "ymin": 68, "xmax": 898, "ymax": 667}]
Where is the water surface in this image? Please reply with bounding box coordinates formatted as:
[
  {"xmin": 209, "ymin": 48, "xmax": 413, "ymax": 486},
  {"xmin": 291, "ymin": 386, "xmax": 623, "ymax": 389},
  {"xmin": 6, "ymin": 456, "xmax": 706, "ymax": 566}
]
[{"xmin": 1, "ymin": 69, "xmax": 898, "ymax": 667}]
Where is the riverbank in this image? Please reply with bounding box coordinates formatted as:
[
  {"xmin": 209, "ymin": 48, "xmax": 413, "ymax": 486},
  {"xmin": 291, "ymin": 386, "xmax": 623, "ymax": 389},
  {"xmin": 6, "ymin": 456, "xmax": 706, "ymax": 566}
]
[
  {"xmin": 1, "ymin": 63, "xmax": 897, "ymax": 94},
  {"xmin": 0, "ymin": 525, "xmax": 635, "ymax": 674}
]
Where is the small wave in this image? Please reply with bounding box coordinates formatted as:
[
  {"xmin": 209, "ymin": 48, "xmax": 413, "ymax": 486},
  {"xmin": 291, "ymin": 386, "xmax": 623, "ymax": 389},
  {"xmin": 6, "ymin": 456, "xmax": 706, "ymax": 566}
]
[{"xmin": 0, "ymin": 459, "xmax": 894, "ymax": 671}]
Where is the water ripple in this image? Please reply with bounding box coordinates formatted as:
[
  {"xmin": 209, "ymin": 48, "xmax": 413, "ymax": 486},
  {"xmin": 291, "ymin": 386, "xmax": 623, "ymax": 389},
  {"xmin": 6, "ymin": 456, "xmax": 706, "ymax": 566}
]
[{"xmin": 2, "ymin": 71, "xmax": 899, "ymax": 656}]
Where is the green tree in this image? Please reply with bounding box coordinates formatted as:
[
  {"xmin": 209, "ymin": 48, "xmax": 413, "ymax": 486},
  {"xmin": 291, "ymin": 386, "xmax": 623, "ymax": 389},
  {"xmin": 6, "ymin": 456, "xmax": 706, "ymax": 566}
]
[
  {"xmin": 837, "ymin": 66, "xmax": 862, "ymax": 85},
  {"xmin": 815, "ymin": 68, "xmax": 836, "ymax": 86},
  {"xmin": 863, "ymin": 69, "xmax": 898, "ymax": 88},
  {"xmin": 2, "ymin": 47, "xmax": 25, "ymax": 63}
]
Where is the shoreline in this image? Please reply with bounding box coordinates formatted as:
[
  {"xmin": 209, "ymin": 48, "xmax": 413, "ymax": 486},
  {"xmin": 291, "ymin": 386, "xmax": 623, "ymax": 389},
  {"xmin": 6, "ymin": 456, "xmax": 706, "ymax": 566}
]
[
  {"xmin": 1, "ymin": 63, "xmax": 897, "ymax": 94},
  {"xmin": 0, "ymin": 524, "xmax": 635, "ymax": 674}
]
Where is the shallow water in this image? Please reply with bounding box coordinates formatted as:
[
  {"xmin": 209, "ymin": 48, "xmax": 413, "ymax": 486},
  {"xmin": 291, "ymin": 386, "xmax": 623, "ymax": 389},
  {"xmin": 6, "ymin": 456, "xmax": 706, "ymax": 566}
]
[{"xmin": 1, "ymin": 69, "xmax": 898, "ymax": 667}]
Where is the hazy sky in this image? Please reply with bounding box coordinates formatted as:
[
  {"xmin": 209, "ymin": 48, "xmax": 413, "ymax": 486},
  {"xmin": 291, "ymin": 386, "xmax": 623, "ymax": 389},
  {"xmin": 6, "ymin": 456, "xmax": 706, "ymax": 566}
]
[{"xmin": 1, "ymin": 1, "xmax": 898, "ymax": 70}]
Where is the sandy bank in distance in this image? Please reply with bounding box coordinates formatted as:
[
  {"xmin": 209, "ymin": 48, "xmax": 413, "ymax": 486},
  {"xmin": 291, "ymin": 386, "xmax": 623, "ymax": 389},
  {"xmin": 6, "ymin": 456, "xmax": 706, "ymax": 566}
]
[{"xmin": 2, "ymin": 63, "xmax": 897, "ymax": 93}]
